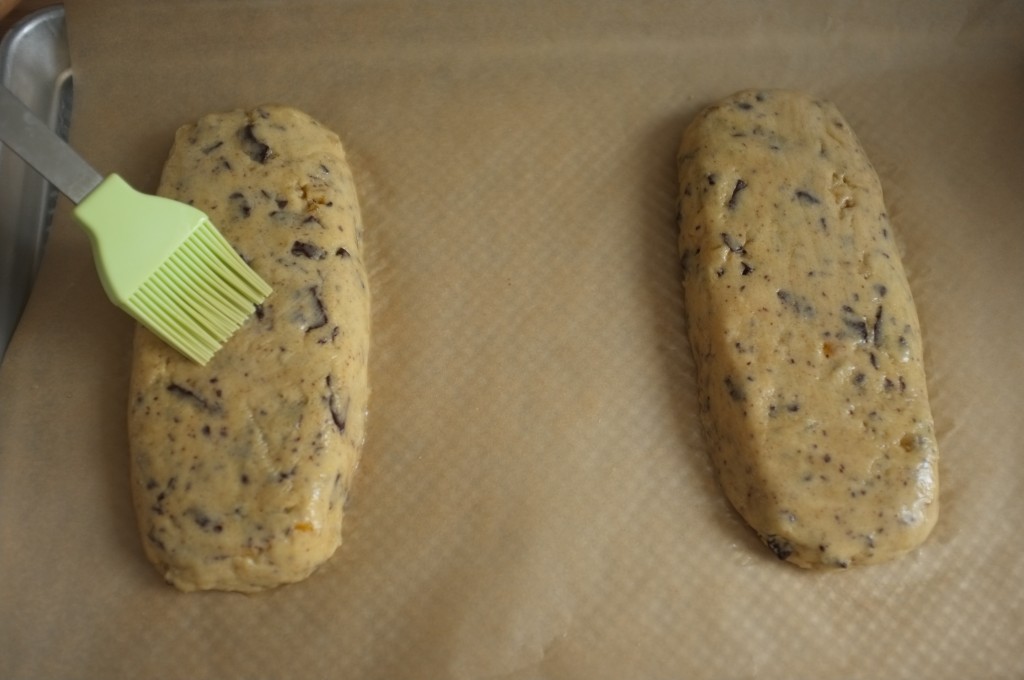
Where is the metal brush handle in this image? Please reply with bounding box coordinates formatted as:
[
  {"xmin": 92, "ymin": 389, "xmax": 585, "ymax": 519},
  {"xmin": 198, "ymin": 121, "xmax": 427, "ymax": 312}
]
[{"xmin": 0, "ymin": 82, "xmax": 101, "ymax": 204}]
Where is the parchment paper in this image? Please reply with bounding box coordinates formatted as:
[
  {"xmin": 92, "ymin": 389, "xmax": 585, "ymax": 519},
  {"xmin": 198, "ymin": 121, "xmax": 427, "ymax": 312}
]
[{"xmin": 2, "ymin": 1, "xmax": 1023, "ymax": 678}]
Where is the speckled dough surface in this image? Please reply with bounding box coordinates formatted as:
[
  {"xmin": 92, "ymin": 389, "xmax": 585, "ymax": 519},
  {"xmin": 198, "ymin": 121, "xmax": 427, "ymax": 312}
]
[
  {"xmin": 677, "ymin": 90, "xmax": 938, "ymax": 568},
  {"xmin": 128, "ymin": 106, "xmax": 370, "ymax": 592}
]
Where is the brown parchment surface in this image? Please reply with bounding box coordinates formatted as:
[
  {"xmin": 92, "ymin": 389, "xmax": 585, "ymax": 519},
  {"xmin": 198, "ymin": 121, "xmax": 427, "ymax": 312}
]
[{"xmin": 1, "ymin": 2, "xmax": 1023, "ymax": 678}]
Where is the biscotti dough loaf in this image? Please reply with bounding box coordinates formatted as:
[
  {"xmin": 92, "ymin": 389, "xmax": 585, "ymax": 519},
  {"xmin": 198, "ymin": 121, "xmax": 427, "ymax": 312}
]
[
  {"xmin": 128, "ymin": 106, "xmax": 369, "ymax": 592},
  {"xmin": 677, "ymin": 90, "xmax": 938, "ymax": 568}
]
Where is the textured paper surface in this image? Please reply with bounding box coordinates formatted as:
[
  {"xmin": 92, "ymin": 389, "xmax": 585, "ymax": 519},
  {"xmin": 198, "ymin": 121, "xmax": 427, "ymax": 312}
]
[{"xmin": 1, "ymin": 1, "xmax": 1023, "ymax": 678}]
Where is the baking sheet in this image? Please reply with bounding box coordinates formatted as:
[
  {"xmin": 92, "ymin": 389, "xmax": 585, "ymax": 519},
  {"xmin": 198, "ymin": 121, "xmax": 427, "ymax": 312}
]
[
  {"xmin": 0, "ymin": 4, "xmax": 71, "ymax": 360},
  {"xmin": 1, "ymin": 1, "xmax": 1023, "ymax": 678}
]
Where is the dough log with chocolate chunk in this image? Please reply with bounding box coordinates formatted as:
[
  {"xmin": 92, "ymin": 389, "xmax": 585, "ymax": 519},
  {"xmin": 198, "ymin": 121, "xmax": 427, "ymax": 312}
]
[
  {"xmin": 128, "ymin": 106, "xmax": 369, "ymax": 591},
  {"xmin": 677, "ymin": 90, "xmax": 938, "ymax": 568}
]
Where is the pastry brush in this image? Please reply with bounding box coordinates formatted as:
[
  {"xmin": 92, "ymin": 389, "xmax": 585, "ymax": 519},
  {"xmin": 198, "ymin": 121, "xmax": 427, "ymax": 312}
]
[{"xmin": 0, "ymin": 84, "xmax": 271, "ymax": 364}]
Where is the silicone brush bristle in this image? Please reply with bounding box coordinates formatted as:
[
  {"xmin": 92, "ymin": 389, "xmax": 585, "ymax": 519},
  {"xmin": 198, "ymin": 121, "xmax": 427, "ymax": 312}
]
[{"xmin": 124, "ymin": 219, "xmax": 272, "ymax": 364}]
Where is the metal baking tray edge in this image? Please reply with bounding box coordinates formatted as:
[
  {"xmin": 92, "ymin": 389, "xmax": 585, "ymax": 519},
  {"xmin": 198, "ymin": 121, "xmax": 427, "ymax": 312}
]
[{"xmin": 0, "ymin": 4, "xmax": 71, "ymax": 362}]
